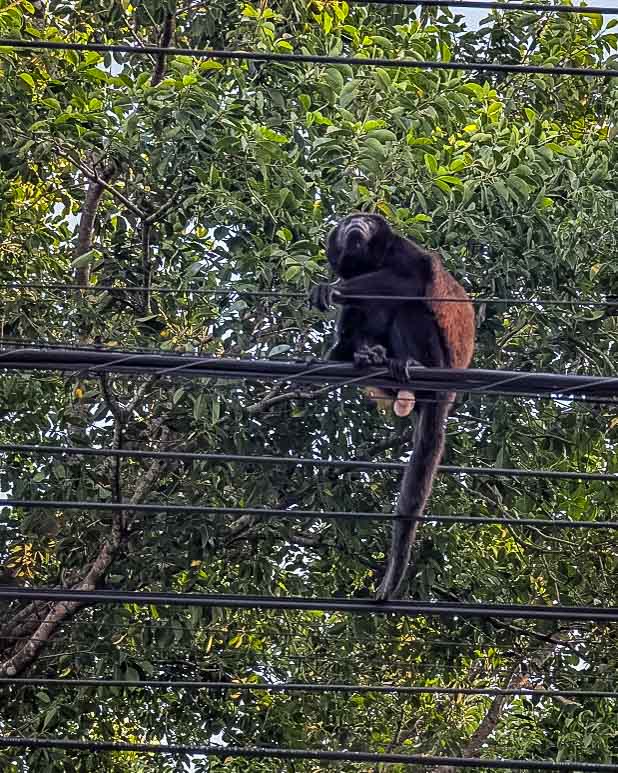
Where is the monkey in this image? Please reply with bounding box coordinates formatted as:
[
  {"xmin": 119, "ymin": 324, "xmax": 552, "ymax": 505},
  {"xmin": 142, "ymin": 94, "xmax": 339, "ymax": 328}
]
[{"xmin": 310, "ymin": 213, "xmax": 475, "ymax": 600}]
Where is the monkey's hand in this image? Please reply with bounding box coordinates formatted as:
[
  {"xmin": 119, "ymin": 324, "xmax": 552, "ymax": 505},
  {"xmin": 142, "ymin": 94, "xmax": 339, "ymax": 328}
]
[
  {"xmin": 309, "ymin": 283, "xmax": 333, "ymax": 312},
  {"xmin": 388, "ymin": 357, "xmax": 423, "ymax": 383},
  {"xmin": 354, "ymin": 344, "xmax": 388, "ymax": 369},
  {"xmin": 309, "ymin": 283, "xmax": 343, "ymax": 312}
]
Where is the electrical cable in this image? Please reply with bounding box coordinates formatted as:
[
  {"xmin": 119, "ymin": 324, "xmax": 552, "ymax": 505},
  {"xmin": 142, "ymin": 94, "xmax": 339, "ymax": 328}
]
[
  {"xmin": 3, "ymin": 39, "xmax": 618, "ymax": 78},
  {"xmin": 353, "ymin": 0, "xmax": 618, "ymax": 13},
  {"xmin": 0, "ymin": 618, "xmax": 561, "ymax": 649},
  {"xmin": 0, "ymin": 736, "xmax": 616, "ymax": 770},
  {"xmin": 2, "ymin": 442, "xmax": 616, "ymax": 483},
  {"xmin": 1, "ymin": 587, "xmax": 618, "ymax": 621},
  {"xmin": 2, "ymin": 282, "xmax": 616, "ymax": 308},
  {"xmin": 1, "ymin": 676, "xmax": 616, "ymax": 699},
  {"xmin": 2, "ymin": 497, "xmax": 618, "ymax": 531},
  {"xmin": 1, "ymin": 345, "xmax": 617, "ymax": 402}
]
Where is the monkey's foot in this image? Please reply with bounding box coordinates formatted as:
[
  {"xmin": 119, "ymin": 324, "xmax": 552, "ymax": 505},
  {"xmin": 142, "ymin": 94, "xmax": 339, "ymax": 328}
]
[
  {"xmin": 388, "ymin": 357, "xmax": 422, "ymax": 383},
  {"xmin": 354, "ymin": 344, "xmax": 388, "ymax": 369}
]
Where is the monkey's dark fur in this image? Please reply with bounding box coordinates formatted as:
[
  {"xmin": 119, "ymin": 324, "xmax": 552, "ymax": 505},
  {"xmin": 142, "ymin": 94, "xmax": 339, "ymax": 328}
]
[{"xmin": 310, "ymin": 213, "xmax": 475, "ymax": 600}]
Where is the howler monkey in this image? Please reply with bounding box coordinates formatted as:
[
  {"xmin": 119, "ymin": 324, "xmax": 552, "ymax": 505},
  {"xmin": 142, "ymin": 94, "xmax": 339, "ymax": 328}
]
[{"xmin": 310, "ymin": 213, "xmax": 475, "ymax": 600}]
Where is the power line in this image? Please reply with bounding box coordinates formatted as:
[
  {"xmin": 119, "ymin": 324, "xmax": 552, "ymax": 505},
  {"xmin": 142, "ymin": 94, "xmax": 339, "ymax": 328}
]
[
  {"xmin": 354, "ymin": 0, "xmax": 618, "ymax": 13},
  {"xmin": 3, "ymin": 497, "xmax": 618, "ymax": 531},
  {"xmin": 3, "ymin": 39, "xmax": 618, "ymax": 78},
  {"xmin": 2, "ymin": 282, "xmax": 616, "ymax": 309},
  {"xmin": 3, "ymin": 442, "xmax": 616, "ymax": 482},
  {"xmin": 1, "ymin": 588, "xmax": 618, "ymax": 622},
  {"xmin": 1, "ymin": 676, "xmax": 616, "ymax": 699},
  {"xmin": 0, "ymin": 736, "xmax": 616, "ymax": 770},
  {"xmin": 1, "ymin": 345, "xmax": 617, "ymax": 402},
  {"xmin": 0, "ymin": 618, "xmax": 557, "ymax": 650}
]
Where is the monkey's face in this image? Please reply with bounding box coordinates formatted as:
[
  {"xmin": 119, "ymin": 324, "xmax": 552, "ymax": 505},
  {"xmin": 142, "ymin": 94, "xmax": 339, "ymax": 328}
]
[{"xmin": 326, "ymin": 213, "xmax": 392, "ymax": 278}]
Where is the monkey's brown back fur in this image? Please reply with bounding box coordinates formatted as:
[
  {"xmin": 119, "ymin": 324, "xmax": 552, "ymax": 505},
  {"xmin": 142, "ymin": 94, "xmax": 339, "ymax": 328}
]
[{"xmin": 428, "ymin": 254, "xmax": 475, "ymax": 370}]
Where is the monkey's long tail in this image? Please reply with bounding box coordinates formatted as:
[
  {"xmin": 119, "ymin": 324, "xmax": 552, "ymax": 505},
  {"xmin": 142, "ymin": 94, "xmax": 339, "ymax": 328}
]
[{"xmin": 375, "ymin": 395, "xmax": 451, "ymax": 601}]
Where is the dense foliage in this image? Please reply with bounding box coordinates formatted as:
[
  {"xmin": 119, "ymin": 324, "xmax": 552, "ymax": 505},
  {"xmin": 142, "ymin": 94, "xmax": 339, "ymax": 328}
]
[{"xmin": 1, "ymin": 0, "xmax": 618, "ymax": 769}]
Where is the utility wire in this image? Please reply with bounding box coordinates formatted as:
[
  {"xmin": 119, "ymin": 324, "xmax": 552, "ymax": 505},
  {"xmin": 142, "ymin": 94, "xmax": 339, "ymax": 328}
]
[
  {"xmin": 0, "ymin": 736, "xmax": 616, "ymax": 770},
  {"xmin": 1, "ymin": 588, "xmax": 618, "ymax": 622},
  {"xmin": 2, "ymin": 498, "xmax": 618, "ymax": 531},
  {"xmin": 3, "ymin": 442, "xmax": 616, "ymax": 483},
  {"xmin": 1, "ymin": 676, "xmax": 616, "ymax": 699},
  {"xmin": 0, "ymin": 618, "xmax": 558, "ymax": 649},
  {"xmin": 353, "ymin": 0, "xmax": 618, "ymax": 13},
  {"xmin": 3, "ymin": 39, "xmax": 618, "ymax": 78},
  {"xmin": 1, "ymin": 345, "xmax": 617, "ymax": 402},
  {"xmin": 2, "ymin": 282, "xmax": 616, "ymax": 308}
]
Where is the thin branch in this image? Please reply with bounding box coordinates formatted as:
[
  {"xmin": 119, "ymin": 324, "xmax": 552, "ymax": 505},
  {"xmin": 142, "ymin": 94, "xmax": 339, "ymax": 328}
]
[
  {"xmin": 245, "ymin": 386, "xmax": 321, "ymax": 415},
  {"xmin": 116, "ymin": 0, "xmax": 157, "ymax": 62},
  {"xmin": 99, "ymin": 374, "xmax": 127, "ymax": 424},
  {"xmin": 141, "ymin": 220, "xmax": 153, "ymax": 314},
  {"xmin": 488, "ymin": 618, "xmax": 582, "ymax": 658},
  {"xmin": 144, "ymin": 185, "xmax": 184, "ymax": 225},
  {"xmin": 57, "ymin": 147, "xmax": 145, "ymax": 219},
  {"xmin": 151, "ymin": 11, "xmax": 176, "ymax": 87}
]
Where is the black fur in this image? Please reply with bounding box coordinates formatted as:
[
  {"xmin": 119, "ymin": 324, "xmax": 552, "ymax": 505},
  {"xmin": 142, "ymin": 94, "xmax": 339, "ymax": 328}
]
[{"xmin": 310, "ymin": 213, "xmax": 461, "ymax": 600}]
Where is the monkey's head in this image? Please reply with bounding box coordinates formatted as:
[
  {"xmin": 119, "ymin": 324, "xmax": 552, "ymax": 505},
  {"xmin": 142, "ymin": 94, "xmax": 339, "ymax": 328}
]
[{"xmin": 326, "ymin": 213, "xmax": 393, "ymax": 278}]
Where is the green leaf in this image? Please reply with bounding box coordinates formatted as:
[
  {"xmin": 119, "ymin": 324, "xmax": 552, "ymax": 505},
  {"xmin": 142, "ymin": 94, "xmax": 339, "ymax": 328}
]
[
  {"xmin": 324, "ymin": 67, "xmax": 344, "ymax": 92},
  {"xmin": 494, "ymin": 179, "xmax": 510, "ymax": 202},
  {"xmin": 18, "ymin": 72, "xmax": 35, "ymax": 90},
  {"xmin": 436, "ymin": 175, "xmax": 463, "ymax": 186},
  {"xmin": 365, "ymin": 128, "xmax": 397, "ymax": 143},
  {"xmin": 373, "ymin": 68, "xmax": 391, "ymax": 91},
  {"xmin": 257, "ymin": 127, "xmax": 288, "ymax": 143},
  {"xmin": 507, "ymin": 174, "xmax": 531, "ymax": 200},
  {"xmin": 424, "ymin": 153, "xmax": 438, "ymax": 174},
  {"xmin": 71, "ymin": 250, "xmax": 100, "ymax": 268}
]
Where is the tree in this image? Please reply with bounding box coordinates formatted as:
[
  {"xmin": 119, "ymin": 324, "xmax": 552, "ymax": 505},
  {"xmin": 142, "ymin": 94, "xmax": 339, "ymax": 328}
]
[{"xmin": 1, "ymin": 0, "xmax": 618, "ymax": 769}]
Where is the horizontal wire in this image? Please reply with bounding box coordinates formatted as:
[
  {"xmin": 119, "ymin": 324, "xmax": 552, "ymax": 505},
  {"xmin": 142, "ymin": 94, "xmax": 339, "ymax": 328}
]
[
  {"xmin": 2, "ymin": 498, "xmax": 618, "ymax": 531},
  {"xmin": 0, "ymin": 736, "xmax": 616, "ymax": 770},
  {"xmin": 3, "ymin": 442, "xmax": 617, "ymax": 483},
  {"xmin": 0, "ymin": 634, "xmax": 526, "ymax": 672},
  {"xmin": 0, "ymin": 618, "xmax": 548, "ymax": 649},
  {"xmin": 1, "ymin": 345, "xmax": 617, "ymax": 403},
  {"xmin": 1, "ymin": 676, "xmax": 616, "ymax": 699},
  {"xmin": 1, "ymin": 283, "xmax": 616, "ymax": 308},
  {"xmin": 0, "ymin": 635, "xmax": 500, "ymax": 670},
  {"xmin": 3, "ymin": 39, "xmax": 618, "ymax": 78},
  {"xmin": 1, "ymin": 588, "xmax": 618, "ymax": 621},
  {"xmin": 352, "ymin": 0, "xmax": 618, "ymax": 13}
]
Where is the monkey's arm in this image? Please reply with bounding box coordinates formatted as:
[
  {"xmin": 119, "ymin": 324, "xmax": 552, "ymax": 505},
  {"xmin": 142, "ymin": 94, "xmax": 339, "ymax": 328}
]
[{"xmin": 335, "ymin": 269, "xmax": 426, "ymax": 304}]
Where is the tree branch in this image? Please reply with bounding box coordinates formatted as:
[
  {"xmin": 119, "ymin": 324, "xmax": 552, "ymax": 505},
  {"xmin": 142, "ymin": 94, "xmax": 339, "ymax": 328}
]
[
  {"xmin": 57, "ymin": 147, "xmax": 145, "ymax": 219},
  {"xmin": 433, "ymin": 667, "xmax": 523, "ymax": 773},
  {"xmin": 74, "ymin": 160, "xmax": 117, "ymax": 285},
  {"xmin": 151, "ymin": 11, "xmax": 176, "ymax": 87},
  {"xmin": 245, "ymin": 386, "xmax": 320, "ymax": 415},
  {"xmin": 0, "ymin": 421, "xmax": 169, "ymax": 676}
]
